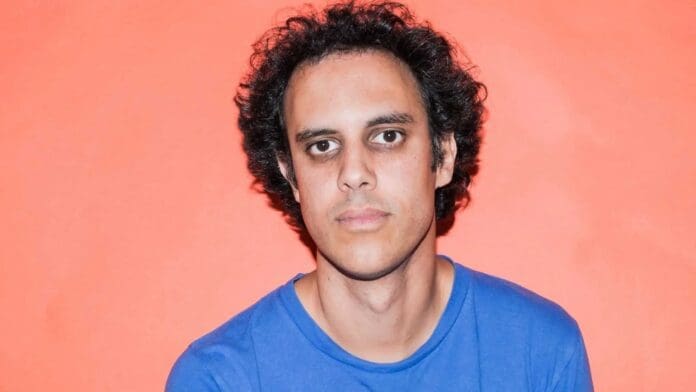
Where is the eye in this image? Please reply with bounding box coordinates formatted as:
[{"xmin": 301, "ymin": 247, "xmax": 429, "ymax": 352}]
[
  {"xmin": 307, "ymin": 139, "xmax": 340, "ymax": 156},
  {"xmin": 372, "ymin": 129, "xmax": 404, "ymax": 145}
]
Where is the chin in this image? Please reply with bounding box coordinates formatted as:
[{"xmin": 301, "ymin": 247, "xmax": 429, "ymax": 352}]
[{"xmin": 320, "ymin": 247, "xmax": 409, "ymax": 282}]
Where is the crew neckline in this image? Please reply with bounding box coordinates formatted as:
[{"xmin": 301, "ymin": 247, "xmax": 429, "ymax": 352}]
[{"xmin": 277, "ymin": 255, "xmax": 471, "ymax": 373}]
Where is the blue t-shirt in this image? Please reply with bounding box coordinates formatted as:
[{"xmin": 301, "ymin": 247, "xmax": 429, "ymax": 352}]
[{"xmin": 167, "ymin": 260, "xmax": 593, "ymax": 391}]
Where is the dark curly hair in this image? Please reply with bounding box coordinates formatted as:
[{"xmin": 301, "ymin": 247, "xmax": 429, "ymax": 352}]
[{"xmin": 235, "ymin": 0, "xmax": 486, "ymax": 231}]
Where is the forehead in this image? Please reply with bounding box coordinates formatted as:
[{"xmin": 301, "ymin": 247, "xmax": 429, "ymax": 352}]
[{"xmin": 283, "ymin": 50, "xmax": 426, "ymax": 133}]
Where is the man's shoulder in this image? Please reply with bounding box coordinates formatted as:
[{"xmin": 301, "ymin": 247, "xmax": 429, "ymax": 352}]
[
  {"xmin": 166, "ymin": 280, "xmax": 292, "ymax": 391},
  {"xmin": 192, "ymin": 283, "xmax": 286, "ymax": 350},
  {"xmin": 462, "ymin": 264, "xmax": 582, "ymax": 344},
  {"xmin": 454, "ymin": 264, "xmax": 592, "ymax": 389},
  {"xmin": 461, "ymin": 265, "xmax": 592, "ymax": 389}
]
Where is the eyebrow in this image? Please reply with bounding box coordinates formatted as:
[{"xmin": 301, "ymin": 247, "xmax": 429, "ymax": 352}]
[
  {"xmin": 366, "ymin": 112, "xmax": 414, "ymax": 128},
  {"xmin": 294, "ymin": 112, "xmax": 415, "ymax": 143},
  {"xmin": 295, "ymin": 129, "xmax": 337, "ymax": 143}
]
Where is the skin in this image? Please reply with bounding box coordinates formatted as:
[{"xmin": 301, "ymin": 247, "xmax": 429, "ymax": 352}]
[{"xmin": 278, "ymin": 50, "xmax": 458, "ymax": 363}]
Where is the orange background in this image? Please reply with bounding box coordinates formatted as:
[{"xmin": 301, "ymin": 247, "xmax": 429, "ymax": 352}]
[{"xmin": 1, "ymin": 1, "xmax": 694, "ymax": 391}]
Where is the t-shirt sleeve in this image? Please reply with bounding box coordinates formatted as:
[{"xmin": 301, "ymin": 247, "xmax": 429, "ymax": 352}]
[
  {"xmin": 551, "ymin": 330, "xmax": 594, "ymax": 392},
  {"xmin": 166, "ymin": 347, "xmax": 221, "ymax": 392}
]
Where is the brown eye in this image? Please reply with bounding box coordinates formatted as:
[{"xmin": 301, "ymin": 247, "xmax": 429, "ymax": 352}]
[
  {"xmin": 316, "ymin": 140, "xmax": 330, "ymax": 152},
  {"xmin": 383, "ymin": 130, "xmax": 398, "ymax": 143},
  {"xmin": 307, "ymin": 139, "xmax": 339, "ymax": 156},
  {"xmin": 372, "ymin": 129, "xmax": 404, "ymax": 145}
]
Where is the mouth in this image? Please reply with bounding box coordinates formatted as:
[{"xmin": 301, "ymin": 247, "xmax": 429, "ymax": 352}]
[{"xmin": 336, "ymin": 208, "xmax": 390, "ymax": 231}]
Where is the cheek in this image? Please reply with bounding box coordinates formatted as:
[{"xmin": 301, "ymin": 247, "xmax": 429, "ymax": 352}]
[
  {"xmin": 295, "ymin": 169, "xmax": 335, "ymax": 220},
  {"xmin": 378, "ymin": 152, "xmax": 437, "ymax": 208}
]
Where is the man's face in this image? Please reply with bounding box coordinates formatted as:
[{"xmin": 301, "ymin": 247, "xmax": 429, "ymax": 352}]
[{"xmin": 280, "ymin": 50, "xmax": 455, "ymax": 280}]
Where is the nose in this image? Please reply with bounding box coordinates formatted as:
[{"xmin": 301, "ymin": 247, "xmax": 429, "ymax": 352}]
[{"xmin": 337, "ymin": 144, "xmax": 376, "ymax": 192}]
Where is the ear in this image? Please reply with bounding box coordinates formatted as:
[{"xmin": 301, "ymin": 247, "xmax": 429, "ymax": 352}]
[
  {"xmin": 277, "ymin": 155, "xmax": 301, "ymax": 203},
  {"xmin": 435, "ymin": 132, "xmax": 457, "ymax": 188}
]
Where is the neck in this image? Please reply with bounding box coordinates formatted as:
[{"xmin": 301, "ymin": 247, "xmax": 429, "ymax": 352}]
[{"xmin": 294, "ymin": 225, "xmax": 455, "ymax": 363}]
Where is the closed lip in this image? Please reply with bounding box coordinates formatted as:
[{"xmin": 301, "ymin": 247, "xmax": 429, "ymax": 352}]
[{"xmin": 336, "ymin": 207, "xmax": 390, "ymax": 223}]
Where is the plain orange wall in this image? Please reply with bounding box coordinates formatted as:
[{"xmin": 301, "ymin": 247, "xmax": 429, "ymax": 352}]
[{"xmin": 1, "ymin": 1, "xmax": 694, "ymax": 391}]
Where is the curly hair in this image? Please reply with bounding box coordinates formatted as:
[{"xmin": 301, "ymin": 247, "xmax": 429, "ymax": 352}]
[{"xmin": 235, "ymin": 0, "xmax": 486, "ymax": 230}]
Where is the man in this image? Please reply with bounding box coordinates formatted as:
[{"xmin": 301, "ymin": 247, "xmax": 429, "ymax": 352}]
[{"xmin": 167, "ymin": 1, "xmax": 593, "ymax": 390}]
